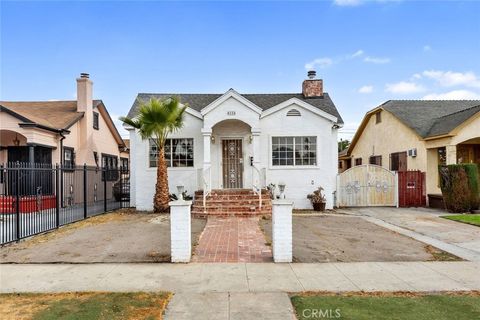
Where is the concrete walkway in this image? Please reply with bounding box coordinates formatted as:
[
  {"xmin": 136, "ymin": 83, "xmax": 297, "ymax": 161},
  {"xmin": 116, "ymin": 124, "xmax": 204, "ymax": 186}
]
[
  {"xmin": 1, "ymin": 262, "xmax": 479, "ymax": 293},
  {"xmin": 340, "ymin": 207, "xmax": 480, "ymax": 261}
]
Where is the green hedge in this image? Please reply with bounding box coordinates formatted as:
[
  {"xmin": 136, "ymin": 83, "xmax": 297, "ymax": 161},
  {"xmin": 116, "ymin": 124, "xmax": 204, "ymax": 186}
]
[{"xmin": 439, "ymin": 164, "xmax": 480, "ymax": 213}]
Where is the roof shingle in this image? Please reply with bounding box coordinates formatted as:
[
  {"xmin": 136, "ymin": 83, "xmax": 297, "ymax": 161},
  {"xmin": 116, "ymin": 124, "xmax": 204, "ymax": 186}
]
[{"xmin": 127, "ymin": 92, "xmax": 343, "ymax": 124}]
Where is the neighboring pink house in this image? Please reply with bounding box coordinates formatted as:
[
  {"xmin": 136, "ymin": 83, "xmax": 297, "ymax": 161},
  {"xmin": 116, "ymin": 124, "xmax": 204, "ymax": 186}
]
[{"xmin": 0, "ymin": 74, "xmax": 128, "ymax": 168}]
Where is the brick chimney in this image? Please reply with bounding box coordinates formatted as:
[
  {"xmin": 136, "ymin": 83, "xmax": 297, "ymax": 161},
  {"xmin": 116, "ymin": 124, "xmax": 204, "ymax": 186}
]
[
  {"xmin": 76, "ymin": 73, "xmax": 93, "ymax": 112},
  {"xmin": 302, "ymin": 70, "xmax": 323, "ymax": 98}
]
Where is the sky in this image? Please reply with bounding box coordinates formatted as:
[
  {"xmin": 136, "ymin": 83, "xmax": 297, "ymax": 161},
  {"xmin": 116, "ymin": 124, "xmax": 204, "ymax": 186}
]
[{"xmin": 1, "ymin": 0, "xmax": 479, "ymax": 140}]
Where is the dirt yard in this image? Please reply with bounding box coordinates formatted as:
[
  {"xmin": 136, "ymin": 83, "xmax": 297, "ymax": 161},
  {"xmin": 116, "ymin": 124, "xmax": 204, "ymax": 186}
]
[
  {"xmin": 260, "ymin": 215, "xmax": 460, "ymax": 262},
  {"xmin": 0, "ymin": 210, "xmax": 206, "ymax": 263}
]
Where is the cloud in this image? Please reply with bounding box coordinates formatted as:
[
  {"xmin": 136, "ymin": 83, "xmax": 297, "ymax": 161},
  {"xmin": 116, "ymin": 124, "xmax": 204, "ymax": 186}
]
[
  {"xmin": 385, "ymin": 81, "xmax": 425, "ymax": 94},
  {"xmin": 422, "ymin": 70, "xmax": 480, "ymax": 88},
  {"xmin": 333, "ymin": 0, "xmax": 362, "ymax": 6},
  {"xmin": 364, "ymin": 56, "xmax": 391, "ymax": 64},
  {"xmin": 349, "ymin": 50, "xmax": 364, "ymax": 58},
  {"xmin": 423, "ymin": 90, "xmax": 480, "ymax": 100},
  {"xmin": 358, "ymin": 85, "xmax": 374, "ymax": 93},
  {"xmin": 423, "ymin": 45, "xmax": 431, "ymax": 52},
  {"xmin": 305, "ymin": 58, "xmax": 333, "ymax": 70}
]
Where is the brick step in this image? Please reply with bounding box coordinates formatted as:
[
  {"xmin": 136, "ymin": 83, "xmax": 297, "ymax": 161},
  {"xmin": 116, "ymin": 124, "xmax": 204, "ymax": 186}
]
[
  {"xmin": 191, "ymin": 210, "xmax": 271, "ymax": 217},
  {"xmin": 192, "ymin": 200, "xmax": 271, "ymax": 206}
]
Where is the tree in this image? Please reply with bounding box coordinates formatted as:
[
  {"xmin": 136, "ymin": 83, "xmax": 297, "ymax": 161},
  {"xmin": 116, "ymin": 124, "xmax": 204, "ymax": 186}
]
[
  {"xmin": 120, "ymin": 97, "xmax": 186, "ymax": 212},
  {"xmin": 338, "ymin": 139, "xmax": 350, "ymax": 152}
]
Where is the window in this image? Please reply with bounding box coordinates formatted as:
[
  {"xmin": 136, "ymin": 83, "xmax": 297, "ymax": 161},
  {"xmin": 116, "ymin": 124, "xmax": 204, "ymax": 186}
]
[
  {"xmin": 338, "ymin": 161, "xmax": 343, "ymax": 170},
  {"xmin": 271, "ymin": 136, "xmax": 317, "ymax": 166},
  {"xmin": 369, "ymin": 155, "xmax": 382, "ymax": 166},
  {"xmin": 375, "ymin": 111, "xmax": 382, "ymax": 124},
  {"xmin": 63, "ymin": 147, "xmax": 75, "ymax": 168},
  {"xmin": 437, "ymin": 147, "xmax": 446, "ymax": 166},
  {"xmin": 390, "ymin": 151, "xmax": 407, "ymax": 171},
  {"xmin": 93, "ymin": 112, "xmax": 99, "ymax": 130},
  {"xmin": 102, "ymin": 154, "xmax": 118, "ymax": 181},
  {"xmin": 149, "ymin": 138, "xmax": 194, "ymax": 168},
  {"xmin": 286, "ymin": 109, "xmax": 301, "ymax": 117},
  {"xmin": 355, "ymin": 158, "xmax": 362, "ymax": 166},
  {"xmin": 120, "ymin": 157, "xmax": 129, "ymax": 170}
]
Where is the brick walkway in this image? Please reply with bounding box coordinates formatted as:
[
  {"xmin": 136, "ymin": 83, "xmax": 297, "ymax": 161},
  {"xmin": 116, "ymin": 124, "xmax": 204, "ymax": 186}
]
[{"xmin": 193, "ymin": 217, "xmax": 273, "ymax": 263}]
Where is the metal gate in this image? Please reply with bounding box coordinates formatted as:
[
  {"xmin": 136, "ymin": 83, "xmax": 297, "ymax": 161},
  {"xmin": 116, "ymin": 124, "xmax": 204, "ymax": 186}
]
[
  {"xmin": 398, "ymin": 170, "xmax": 426, "ymax": 207},
  {"xmin": 222, "ymin": 139, "xmax": 243, "ymax": 188},
  {"xmin": 337, "ymin": 164, "xmax": 397, "ymax": 207}
]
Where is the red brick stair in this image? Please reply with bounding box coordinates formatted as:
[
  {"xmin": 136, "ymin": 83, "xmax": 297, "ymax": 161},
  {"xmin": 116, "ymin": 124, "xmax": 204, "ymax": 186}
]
[{"xmin": 192, "ymin": 189, "xmax": 272, "ymax": 217}]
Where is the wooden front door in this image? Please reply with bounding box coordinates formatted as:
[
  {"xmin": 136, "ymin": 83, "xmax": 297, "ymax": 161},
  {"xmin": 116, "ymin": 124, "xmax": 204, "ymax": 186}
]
[{"xmin": 222, "ymin": 139, "xmax": 243, "ymax": 188}]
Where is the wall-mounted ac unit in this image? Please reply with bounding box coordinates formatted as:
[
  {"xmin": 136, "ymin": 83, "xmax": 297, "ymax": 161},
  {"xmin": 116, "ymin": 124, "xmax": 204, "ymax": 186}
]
[{"xmin": 408, "ymin": 148, "xmax": 417, "ymax": 157}]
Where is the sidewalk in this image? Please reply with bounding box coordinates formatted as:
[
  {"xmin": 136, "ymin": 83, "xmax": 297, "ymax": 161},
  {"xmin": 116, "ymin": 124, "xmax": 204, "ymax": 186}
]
[{"xmin": 1, "ymin": 262, "xmax": 479, "ymax": 293}]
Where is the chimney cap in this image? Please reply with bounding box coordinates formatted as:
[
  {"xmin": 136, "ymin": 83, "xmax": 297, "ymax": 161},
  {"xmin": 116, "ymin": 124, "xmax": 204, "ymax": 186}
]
[
  {"xmin": 80, "ymin": 73, "xmax": 90, "ymax": 79},
  {"xmin": 307, "ymin": 70, "xmax": 316, "ymax": 79}
]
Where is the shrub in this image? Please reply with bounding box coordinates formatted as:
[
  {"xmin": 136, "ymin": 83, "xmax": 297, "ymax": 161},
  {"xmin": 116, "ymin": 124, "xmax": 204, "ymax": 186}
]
[
  {"xmin": 439, "ymin": 164, "xmax": 478, "ymax": 213},
  {"xmin": 463, "ymin": 164, "xmax": 480, "ymax": 210}
]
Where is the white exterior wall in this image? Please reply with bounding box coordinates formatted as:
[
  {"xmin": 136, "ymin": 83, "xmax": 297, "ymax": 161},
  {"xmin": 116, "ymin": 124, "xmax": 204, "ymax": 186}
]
[{"xmin": 131, "ymin": 96, "xmax": 339, "ymax": 210}]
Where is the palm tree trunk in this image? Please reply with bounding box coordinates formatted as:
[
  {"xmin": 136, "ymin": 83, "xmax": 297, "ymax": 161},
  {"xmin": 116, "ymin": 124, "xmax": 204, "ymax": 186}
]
[{"xmin": 154, "ymin": 145, "xmax": 170, "ymax": 213}]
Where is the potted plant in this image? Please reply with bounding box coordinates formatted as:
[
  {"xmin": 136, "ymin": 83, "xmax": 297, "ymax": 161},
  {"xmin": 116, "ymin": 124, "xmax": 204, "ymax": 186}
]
[{"xmin": 307, "ymin": 187, "xmax": 326, "ymax": 211}]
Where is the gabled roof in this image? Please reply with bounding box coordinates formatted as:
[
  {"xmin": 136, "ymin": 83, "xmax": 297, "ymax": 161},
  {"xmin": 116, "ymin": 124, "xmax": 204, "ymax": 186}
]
[
  {"xmin": 0, "ymin": 100, "xmax": 95, "ymax": 130},
  {"xmin": 127, "ymin": 92, "xmax": 344, "ymax": 124},
  {"xmin": 381, "ymin": 100, "xmax": 480, "ymax": 138},
  {"xmin": 347, "ymin": 100, "xmax": 480, "ymax": 155},
  {"xmin": 0, "ymin": 100, "xmax": 125, "ymax": 147}
]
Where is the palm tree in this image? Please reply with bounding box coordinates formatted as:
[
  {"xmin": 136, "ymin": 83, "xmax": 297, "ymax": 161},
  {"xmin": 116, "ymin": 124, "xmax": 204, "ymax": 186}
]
[{"xmin": 120, "ymin": 97, "xmax": 186, "ymax": 212}]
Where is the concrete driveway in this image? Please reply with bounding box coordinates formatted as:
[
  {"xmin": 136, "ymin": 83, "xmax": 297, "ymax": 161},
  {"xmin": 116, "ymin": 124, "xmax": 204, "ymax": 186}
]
[{"xmin": 340, "ymin": 207, "xmax": 480, "ymax": 260}]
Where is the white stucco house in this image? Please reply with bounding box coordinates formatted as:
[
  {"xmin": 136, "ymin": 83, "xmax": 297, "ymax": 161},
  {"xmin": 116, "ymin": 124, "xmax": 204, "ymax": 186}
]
[{"xmin": 126, "ymin": 71, "xmax": 343, "ymax": 210}]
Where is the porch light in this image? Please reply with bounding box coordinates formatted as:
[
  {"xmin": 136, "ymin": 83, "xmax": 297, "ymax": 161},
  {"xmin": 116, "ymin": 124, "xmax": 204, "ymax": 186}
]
[
  {"xmin": 249, "ymin": 135, "xmax": 253, "ymax": 144},
  {"xmin": 278, "ymin": 182, "xmax": 286, "ymax": 199},
  {"xmin": 176, "ymin": 185, "xmax": 185, "ymax": 200},
  {"xmin": 211, "ymin": 135, "xmax": 215, "ymax": 144},
  {"xmin": 13, "ymin": 134, "xmax": 20, "ymax": 146}
]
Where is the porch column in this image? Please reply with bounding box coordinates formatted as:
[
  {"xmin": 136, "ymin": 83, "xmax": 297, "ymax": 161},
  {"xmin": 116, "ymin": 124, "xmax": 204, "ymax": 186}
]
[
  {"xmin": 28, "ymin": 145, "xmax": 34, "ymax": 165},
  {"xmin": 28, "ymin": 145, "xmax": 35, "ymax": 194},
  {"xmin": 201, "ymin": 128, "xmax": 212, "ymax": 165},
  {"xmin": 251, "ymin": 128, "xmax": 261, "ymax": 165},
  {"xmin": 446, "ymin": 145, "xmax": 457, "ymax": 165}
]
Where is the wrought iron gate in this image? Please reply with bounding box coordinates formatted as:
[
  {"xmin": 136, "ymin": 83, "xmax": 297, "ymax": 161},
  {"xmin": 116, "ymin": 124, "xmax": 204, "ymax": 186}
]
[{"xmin": 222, "ymin": 139, "xmax": 243, "ymax": 188}]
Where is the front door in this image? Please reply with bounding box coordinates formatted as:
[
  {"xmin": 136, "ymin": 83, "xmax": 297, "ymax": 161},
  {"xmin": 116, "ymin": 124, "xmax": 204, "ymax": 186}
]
[{"xmin": 222, "ymin": 139, "xmax": 243, "ymax": 188}]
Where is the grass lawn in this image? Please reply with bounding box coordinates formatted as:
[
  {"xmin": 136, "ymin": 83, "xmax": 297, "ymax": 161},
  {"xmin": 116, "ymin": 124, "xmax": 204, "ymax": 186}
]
[
  {"xmin": 443, "ymin": 214, "xmax": 480, "ymax": 227},
  {"xmin": 291, "ymin": 293, "xmax": 480, "ymax": 320},
  {"xmin": 0, "ymin": 292, "xmax": 171, "ymax": 320}
]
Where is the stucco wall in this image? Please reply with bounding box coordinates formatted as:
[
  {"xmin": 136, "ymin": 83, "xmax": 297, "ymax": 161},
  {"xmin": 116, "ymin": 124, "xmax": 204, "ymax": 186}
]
[
  {"xmin": 130, "ymin": 98, "xmax": 339, "ymax": 210},
  {"xmin": 349, "ymin": 110, "xmax": 428, "ymax": 173}
]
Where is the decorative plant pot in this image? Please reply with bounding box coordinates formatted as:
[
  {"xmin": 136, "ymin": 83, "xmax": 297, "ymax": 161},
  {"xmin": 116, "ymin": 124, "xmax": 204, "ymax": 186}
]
[{"xmin": 313, "ymin": 202, "xmax": 326, "ymax": 212}]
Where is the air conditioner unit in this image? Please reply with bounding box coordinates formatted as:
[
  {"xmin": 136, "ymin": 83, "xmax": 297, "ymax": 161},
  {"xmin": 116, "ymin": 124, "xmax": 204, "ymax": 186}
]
[{"xmin": 408, "ymin": 148, "xmax": 417, "ymax": 157}]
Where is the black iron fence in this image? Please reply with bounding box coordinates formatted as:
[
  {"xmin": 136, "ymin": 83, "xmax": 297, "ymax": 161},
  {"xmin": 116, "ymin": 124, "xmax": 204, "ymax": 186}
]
[{"xmin": 0, "ymin": 163, "xmax": 130, "ymax": 245}]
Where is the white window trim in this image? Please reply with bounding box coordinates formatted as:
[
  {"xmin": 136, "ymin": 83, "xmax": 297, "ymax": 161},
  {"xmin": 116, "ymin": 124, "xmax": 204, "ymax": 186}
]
[
  {"xmin": 268, "ymin": 134, "xmax": 320, "ymax": 170},
  {"xmin": 147, "ymin": 138, "xmax": 195, "ymax": 169}
]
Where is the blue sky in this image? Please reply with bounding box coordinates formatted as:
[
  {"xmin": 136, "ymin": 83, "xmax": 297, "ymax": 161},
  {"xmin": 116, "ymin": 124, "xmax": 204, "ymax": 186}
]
[{"xmin": 1, "ymin": 0, "xmax": 479, "ymax": 139}]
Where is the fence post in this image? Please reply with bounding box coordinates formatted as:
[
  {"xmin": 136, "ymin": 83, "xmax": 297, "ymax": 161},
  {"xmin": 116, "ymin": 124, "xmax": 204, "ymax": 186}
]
[
  {"xmin": 15, "ymin": 163, "xmax": 20, "ymax": 241},
  {"xmin": 170, "ymin": 199, "xmax": 192, "ymax": 262},
  {"xmin": 272, "ymin": 199, "xmax": 293, "ymax": 263},
  {"xmin": 104, "ymin": 166, "xmax": 107, "ymax": 212},
  {"xmin": 120, "ymin": 167, "xmax": 123, "ymax": 208},
  {"xmin": 83, "ymin": 164, "xmax": 87, "ymax": 219},
  {"xmin": 55, "ymin": 164, "xmax": 60, "ymax": 228}
]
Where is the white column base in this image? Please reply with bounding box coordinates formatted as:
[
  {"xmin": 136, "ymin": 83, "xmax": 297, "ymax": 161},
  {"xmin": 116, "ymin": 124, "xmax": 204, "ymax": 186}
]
[
  {"xmin": 170, "ymin": 200, "xmax": 192, "ymax": 263},
  {"xmin": 272, "ymin": 200, "xmax": 293, "ymax": 263}
]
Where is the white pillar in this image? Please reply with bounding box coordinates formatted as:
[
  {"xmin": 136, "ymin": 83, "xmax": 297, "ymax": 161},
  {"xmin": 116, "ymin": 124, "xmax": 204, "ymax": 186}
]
[
  {"xmin": 272, "ymin": 199, "xmax": 293, "ymax": 263},
  {"xmin": 170, "ymin": 200, "xmax": 192, "ymax": 263},
  {"xmin": 446, "ymin": 145, "xmax": 457, "ymax": 165},
  {"xmin": 251, "ymin": 128, "xmax": 261, "ymax": 165},
  {"xmin": 201, "ymin": 128, "xmax": 212, "ymax": 165}
]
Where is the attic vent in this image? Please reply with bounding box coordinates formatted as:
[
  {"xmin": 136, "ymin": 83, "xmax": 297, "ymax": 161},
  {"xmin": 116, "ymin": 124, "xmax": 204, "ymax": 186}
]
[{"xmin": 286, "ymin": 109, "xmax": 301, "ymax": 117}]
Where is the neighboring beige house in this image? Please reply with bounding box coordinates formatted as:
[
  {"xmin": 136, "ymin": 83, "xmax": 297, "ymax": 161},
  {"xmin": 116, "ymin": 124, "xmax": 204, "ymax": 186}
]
[
  {"xmin": 345, "ymin": 100, "xmax": 480, "ymax": 201},
  {"xmin": 0, "ymin": 73, "xmax": 127, "ymax": 168}
]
